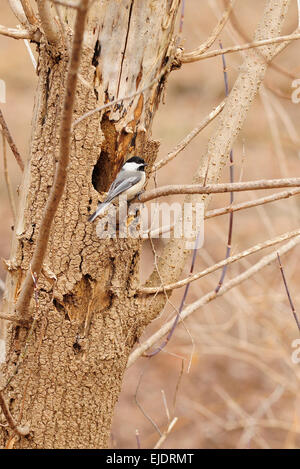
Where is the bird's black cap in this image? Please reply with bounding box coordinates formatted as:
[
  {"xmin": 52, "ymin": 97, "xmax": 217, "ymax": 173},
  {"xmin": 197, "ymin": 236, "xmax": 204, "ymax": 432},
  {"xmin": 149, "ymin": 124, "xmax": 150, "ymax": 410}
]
[{"xmin": 125, "ymin": 156, "xmax": 147, "ymax": 166}]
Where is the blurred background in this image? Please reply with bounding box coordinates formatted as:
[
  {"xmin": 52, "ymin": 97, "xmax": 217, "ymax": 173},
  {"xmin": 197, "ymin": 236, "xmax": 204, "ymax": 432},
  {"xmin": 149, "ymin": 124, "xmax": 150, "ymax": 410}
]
[{"xmin": 1, "ymin": 0, "xmax": 300, "ymax": 449}]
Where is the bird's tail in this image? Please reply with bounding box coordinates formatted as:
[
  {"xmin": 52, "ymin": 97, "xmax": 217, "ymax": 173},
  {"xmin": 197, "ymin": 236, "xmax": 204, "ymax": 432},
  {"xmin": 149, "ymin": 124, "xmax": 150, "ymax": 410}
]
[{"xmin": 88, "ymin": 201, "xmax": 110, "ymax": 222}]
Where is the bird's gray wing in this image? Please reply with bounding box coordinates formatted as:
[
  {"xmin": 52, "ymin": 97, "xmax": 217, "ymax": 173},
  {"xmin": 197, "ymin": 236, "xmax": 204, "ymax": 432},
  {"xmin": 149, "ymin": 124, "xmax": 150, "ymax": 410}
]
[{"xmin": 104, "ymin": 172, "xmax": 141, "ymax": 203}]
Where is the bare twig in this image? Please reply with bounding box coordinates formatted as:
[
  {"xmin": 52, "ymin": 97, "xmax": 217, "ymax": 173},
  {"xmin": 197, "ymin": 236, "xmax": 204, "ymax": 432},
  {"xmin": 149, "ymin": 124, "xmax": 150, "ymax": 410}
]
[
  {"xmin": 223, "ymin": 0, "xmax": 299, "ymax": 80},
  {"xmin": 0, "ymin": 390, "xmax": 29, "ymax": 436},
  {"xmin": 215, "ymin": 41, "xmax": 234, "ymax": 294},
  {"xmin": 3, "ymin": 270, "xmax": 40, "ymax": 390},
  {"xmin": 182, "ymin": 0, "xmax": 235, "ymax": 60},
  {"xmin": 152, "ymin": 100, "xmax": 225, "ymax": 172},
  {"xmin": 1, "ymin": 131, "xmax": 16, "ymax": 222},
  {"xmin": 145, "ymin": 233, "xmax": 201, "ymax": 357},
  {"xmin": 0, "ymin": 24, "xmax": 32, "ymax": 40},
  {"xmin": 0, "ymin": 108, "xmax": 24, "ymax": 171},
  {"xmin": 52, "ymin": 1, "xmax": 71, "ymax": 50},
  {"xmin": 16, "ymin": 0, "xmax": 89, "ymax": 317},
  {"xmin": 134, "ymin": 368, "xmax": 162, "ymax": 437},
  {"xmin": 179, "ymin": 0, "xmax": 185, "ymax": 33},
  {"xmin": 139, "ymin": 228, "xmax": 300, "ymax": 294},
  {"xmin": 0, "ymin": 313, "xmax": 28, "ymax": 325},
  {"xmin": 128, "ymin": 235, "xmax": 300, "ymax": 367},
  {"xmin": 8, "ymin": 0, "xmax": 29, "ymax": 26},
  {"xmin": 206, "ymin": 187, "xmax": 300, "ymax": 220},
  {"xmin": 0, "ymin": 278, "xmax": 5, "ymax": 293},
  {"xmin": 173, "ymin": 359, "xmax": 184, "ymax": 411},
  {"xmin": 20, "ymin": 0, "xmax": 38, "ymax": 25},
  {"xmin": 277, "ymin": 253, "xmax": 300, "ymax": 332},
  {"xmin": 180, "ymin": 32, "xmax": 300, "ymax": 63},
  {"xmin": 24, "ymin": 39, "xmax": 37, "ymax": 70},
  {"xmin": 161, "ymin": 389, "xmax": 170, "ymax": 422},
  {"xmin": 144, "ymin": 187, "xmax": 300, "ymax": 239},
  {"xmin": 139, "ymin": 178, "xmax": 300, "ymax": 203},
  {"xmin": 238, "ymin": 385, "xmax": 284, "ymax": 448},
  {"xmin": 135, "ymin": 429, "xmax": 141, "ymax": 449},
  {"xmin": 154, "ymin": 417, "xmax": 178, "ymax": 449}
]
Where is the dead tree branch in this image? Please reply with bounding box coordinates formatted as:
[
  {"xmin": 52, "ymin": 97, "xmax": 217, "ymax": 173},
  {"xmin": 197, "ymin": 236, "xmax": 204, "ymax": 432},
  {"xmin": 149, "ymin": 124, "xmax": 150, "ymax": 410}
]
[
  {"xmin": 152, "ymin": 100, "xmax": 225, "ymax": 172},
  {"xmin": 0, "ymin": 24, "xmax": 32, "ymax": 40},
  {"xmin": 139, "ymin": 178, "xmax": 300, "ymax": 203},
  {"xmin": 0, "ymin": 109, "xmax": 24, "ymax": 172},
  {"xmin": 139, "ymin": 228, "xmax": 300, "ymax": 294},
  {"xmin": 180, "ymin": 32, "xmax": 300, "ymax": 63},
  {"xmin": 181, "ymin": 0, "xmax": 236, "ymax": 61},
  {"xmin": 129, "ymin": 234, "xmax": 300, "ymax": 367},
  {"xmin": 8, "ymin": 0, "xmax": 29, "ymax": 26},
  {"xmin": 205, "ymin": 187, "xmax": 300, "ymax": 219},
  {"xmin": 20, "ymin": 0, "xmax": 38, "ymax": 25},
  {"xmin": 0, "ymin": 391, "xmax": 29, "ymax": 436},
  {"xmin": 1, "ymin": 131, "xmax": 16, "ymax": 222}
]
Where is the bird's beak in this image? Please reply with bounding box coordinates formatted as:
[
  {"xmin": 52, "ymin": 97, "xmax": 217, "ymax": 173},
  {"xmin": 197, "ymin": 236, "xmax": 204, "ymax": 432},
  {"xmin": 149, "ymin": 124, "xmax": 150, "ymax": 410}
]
[{"xmin": 143, "ymin": 163, "xmax": 148, "ymax": 167}]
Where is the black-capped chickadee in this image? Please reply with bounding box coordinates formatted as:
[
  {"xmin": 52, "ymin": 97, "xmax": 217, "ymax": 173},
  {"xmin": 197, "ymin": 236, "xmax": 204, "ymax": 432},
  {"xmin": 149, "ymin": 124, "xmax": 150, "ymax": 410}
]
[{"xmin": 88, "ymin": 156, "xmax": 148, "ymax": 222}]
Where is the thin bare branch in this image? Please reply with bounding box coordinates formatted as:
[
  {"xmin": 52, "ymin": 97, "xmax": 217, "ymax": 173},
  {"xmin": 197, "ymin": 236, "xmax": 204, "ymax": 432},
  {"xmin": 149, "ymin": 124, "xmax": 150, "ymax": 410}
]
[
  {"xmin": 0, "ymin": 313, "xmax": 28, "ymax": 325},
  {"xmin": 24, "ymin": 39, "xmax": 37, "ymax": 69},
  {"xmin": 0, "ymin": 108, "xmax": 24, "ymax": 171},
  {"xmin": 0, "ymin": 279, "xmax": 5, "ymax": 293},
  {"xmin": 0, "ymin": 24, "xmax": 32, "ymax": 40},
  {"xmin": 154, "ymin": 417, "xmax": 178, "ymax": 449},
  {"xmin": 139, "ymin": 178, "xmax": 300, "ymax": 203},
  {"xmin": 182, "ymin": 0, "xmax": 236, "ymax": 60},
  {"xmin": 139, "ymin": 228, "xmax": 300, "ymax": 294},
  {"xmin": 16, "ymin": 0, "xmax": 89, "ymax": 317},
  {"xmin": 134, "ymin": 367, "xmax": 162, "ymax": 437},
  {"xmin": 0, "ymin": 390, "xmax": 29, "ymax": 436},
  {"xmin": 179, "ymin": 0, "xmax": 185, "ymax": 33},
  {"xmin": 145, "ymin": 234, "xmax": 201, "ymax": 357},
  {"xmin": 135, "ymin": 429, "xmax": 141, "ymax": 449},
  {"xmin": 215, "ymin": 42, "xmax": 234, "ymax": 294},
  {"xmin": 1, "ymin": 131, "xmax": 16, "ymax": 222},
  {"xmin": 20, "ymin": 0, "xmax": 38, "ymax": 25},
  {"xmin": 144, "ymin": 187, "xmax": 300, "ymax": 239},
  {"xmin": 206, "ymin": 187, "xmax": 300, "ymax": 219},
  {"xmin": 8, "ymin": 0, "xmax": 29, "ymax": 26},
  {"xmin": 277, "ymin": 253, "xmax": 300, "ymax": 332},
  {"xmin": 128, "ymin": 235, "xmax": 300, "ymax": 367},
  {"xmin": 180, "ymin": 32, "xmax": 300, "ymax": 63},
  {"xmin": 152, "ymin": 100, "xmax": 225, "ymax": 172},
  {"xmin": 222, "ymin": 0, "xmax": 299, "ymax": 79}
]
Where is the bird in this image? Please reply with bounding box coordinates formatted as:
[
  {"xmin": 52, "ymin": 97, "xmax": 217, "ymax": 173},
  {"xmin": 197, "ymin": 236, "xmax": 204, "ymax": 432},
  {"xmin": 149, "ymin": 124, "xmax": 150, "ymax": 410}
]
[{"xmin": 88, "ymin": 156, "xmax": 148, "ymax": 222}]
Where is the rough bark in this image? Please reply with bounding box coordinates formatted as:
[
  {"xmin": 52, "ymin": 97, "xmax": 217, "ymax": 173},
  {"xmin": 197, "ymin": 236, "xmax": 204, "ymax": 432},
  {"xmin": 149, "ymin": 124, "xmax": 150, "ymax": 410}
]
[{"xmin": 0, "ymin": 0, "xmax": 180, "ymax": 449}]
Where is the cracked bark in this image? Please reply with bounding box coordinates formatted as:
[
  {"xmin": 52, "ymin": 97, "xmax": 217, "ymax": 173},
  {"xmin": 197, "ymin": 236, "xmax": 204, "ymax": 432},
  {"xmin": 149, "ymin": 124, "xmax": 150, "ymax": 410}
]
[{"xmin": 0, "ymin": 0, "xmax": 179, "ymax": 449}]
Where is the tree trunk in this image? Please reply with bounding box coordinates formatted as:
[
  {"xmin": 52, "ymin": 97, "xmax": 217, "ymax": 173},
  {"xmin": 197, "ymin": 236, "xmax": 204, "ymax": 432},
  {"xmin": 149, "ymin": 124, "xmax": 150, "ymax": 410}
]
[{"xmin": 0, "ymin": 0, "xmax": 180, "ymax": 449}]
